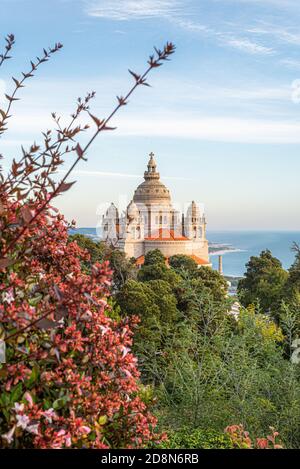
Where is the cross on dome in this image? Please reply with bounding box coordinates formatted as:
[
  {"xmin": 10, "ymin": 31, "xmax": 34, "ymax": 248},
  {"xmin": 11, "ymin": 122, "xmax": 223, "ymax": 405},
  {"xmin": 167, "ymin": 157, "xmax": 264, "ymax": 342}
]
[{"xmin": 147, "ymin": 152, "xmax": 157, "ymax": 173}]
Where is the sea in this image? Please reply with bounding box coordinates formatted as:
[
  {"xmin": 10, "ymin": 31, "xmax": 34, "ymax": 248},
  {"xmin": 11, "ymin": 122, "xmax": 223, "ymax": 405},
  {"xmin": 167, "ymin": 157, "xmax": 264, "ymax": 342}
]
[
  {"xmin": 208, "ymin": 231, "xmax": 300, "ymax": 277},
  {"xmin": 70, "ymin": 228, "xmax": 300, "ymax": 278}
]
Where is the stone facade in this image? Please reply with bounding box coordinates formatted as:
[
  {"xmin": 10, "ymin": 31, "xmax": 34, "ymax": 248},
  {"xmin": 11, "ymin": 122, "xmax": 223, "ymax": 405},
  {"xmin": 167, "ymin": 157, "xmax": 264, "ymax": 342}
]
[{"xmin": 102, "ymin": 153, "xmax": 211, "ymax": 266}]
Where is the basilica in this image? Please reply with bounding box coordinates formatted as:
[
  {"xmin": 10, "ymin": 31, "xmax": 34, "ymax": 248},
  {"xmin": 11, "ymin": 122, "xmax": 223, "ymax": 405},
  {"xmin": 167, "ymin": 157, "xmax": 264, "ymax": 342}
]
[{"xmin": 102, "ymin": 153, "xmax": 211, "ymax": 267}]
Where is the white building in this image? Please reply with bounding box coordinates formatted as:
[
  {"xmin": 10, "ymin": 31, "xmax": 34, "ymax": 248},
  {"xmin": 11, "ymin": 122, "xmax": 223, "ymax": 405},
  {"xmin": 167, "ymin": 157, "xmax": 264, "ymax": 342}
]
[{"xmin": 102, "ymin": 153, "xmax": 211, "ymax": 267}]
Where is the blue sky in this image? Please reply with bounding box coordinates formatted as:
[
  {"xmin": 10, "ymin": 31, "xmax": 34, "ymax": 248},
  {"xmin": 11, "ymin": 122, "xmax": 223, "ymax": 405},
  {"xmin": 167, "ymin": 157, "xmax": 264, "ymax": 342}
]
[{"xmin": 1, "ymin": 0, "xmax": 300, "ymax": 229}]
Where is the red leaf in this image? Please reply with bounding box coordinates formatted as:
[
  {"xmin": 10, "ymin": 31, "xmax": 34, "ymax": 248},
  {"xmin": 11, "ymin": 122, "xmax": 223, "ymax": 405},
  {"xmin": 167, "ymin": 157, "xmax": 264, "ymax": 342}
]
[
  {"xmin": 12, "ymin": 77, "xmax": 23, "ymax": 88},
  {"xmin": 57, "ymin": 181, "xmax": 76, "ymax": 194},
  {"xmin": 5, "ymin": 94, "xmax": 19, "ymax": 102},
  {"xmin": 0, "ymin": 258, "xmax": 13, "ymax": 269},
  {"xmin": 75, "ymin": 143, "xmax": 84, "ymax": 158},
  {"xmin": 117, "ymin": 96, "xmax": 127, "ymax": 106},
  {"xmin": 20, "ymin": 206, "xmax": 34, "ymax": 224},
  {"xmin": 54, "ymin": 285, "xmax": 64, "ymax": 301},
  {"xmin": 128, "ymin": 69, "xmax": 141, "ymax": 82},
  {"xmin": 36, "ymin": 318, "xmax": 57, "ymax": 330},
  {"xmin": 55, "ymin": 306, "xmax": 68, "ymax": 321},
  {"xmin": 102, "ymin": 126, "xmax": 117, "ymax": 131},
  {"xmin": 11, "ymin": 159, "xmax": 22, "ymax": 176},
  {"xmin": 88, "ymin": 113, "xmax": 104, "ymax": 128},
  {"xmin": 140, "ymin": 78, "xmax": 151, "ymax": 87}
]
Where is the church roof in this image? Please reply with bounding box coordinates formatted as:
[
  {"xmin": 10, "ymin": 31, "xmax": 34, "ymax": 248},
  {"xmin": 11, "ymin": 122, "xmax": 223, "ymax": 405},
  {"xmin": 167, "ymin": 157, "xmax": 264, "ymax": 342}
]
[
  {"xmin": 135, "ymin": 254, "xmax": 210, "ymax": 267},
  {"xmin": 133, "ymin": 152, "xmax": 171, "ymax": 205},
  {"xmin": 189, "ymin": 254, "xmax": 211, "ymax": 266},
  {"xmin": 145, "ymin": 228, "xmax": 188, "ymax": 241}
]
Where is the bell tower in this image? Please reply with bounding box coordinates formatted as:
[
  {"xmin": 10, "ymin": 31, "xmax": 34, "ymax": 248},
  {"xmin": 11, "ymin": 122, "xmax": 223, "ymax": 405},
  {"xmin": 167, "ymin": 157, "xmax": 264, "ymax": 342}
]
[{"xmin": 184, "ymin": 201, "xmax": 205, "ymax": 240}]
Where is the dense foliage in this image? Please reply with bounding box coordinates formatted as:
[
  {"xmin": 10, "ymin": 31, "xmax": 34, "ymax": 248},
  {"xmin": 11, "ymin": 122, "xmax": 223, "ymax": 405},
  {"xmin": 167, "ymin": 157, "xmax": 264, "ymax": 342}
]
[
  {"xmin": 75, "ymin": 239, "xmax": 300, "ymax": 448},
  {"xmin": 237, "ymin": 250, "xmax": 289, "ymax": 318},
  {"xmin": 238, "ymin": 247, "xmax": 300, "ymax": 337},
  {"xmin": 0, "ymin": 209, "xmax": 161, "ymax": 448}
]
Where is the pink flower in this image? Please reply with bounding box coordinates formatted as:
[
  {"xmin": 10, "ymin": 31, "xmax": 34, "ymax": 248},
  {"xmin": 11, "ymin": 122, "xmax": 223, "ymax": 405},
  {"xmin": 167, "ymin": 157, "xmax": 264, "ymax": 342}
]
[
  {"xmin": 27, "ymin": 424, "xmax": 40, "ymax": 436},
  {"xmin": 13, "ymin": 402, "xmax": 24, "ymax": 413},
  {"xmin": 2, "ymin": 289, "xmax": 14, "ymax": 304},
  {"xmin": 42, "ymin": 408, "xmax": 56, "ymax": 423},
  {"xmin": 2, "ymin": 425, "xmax": 16, "ymax": 444},
  {"xmin": 79, "ymin": 426, "xmax": 91, "ymax": 435},
  {"xmin": 99, "ymin": 325, "xmax": 109, "ymax": 336},
  {"xmin": 24, "ymin": 392, "xmax": 34, "ymax": 408},
  {"xmin": 16, "ymin": 414, "xmax": 30, "ymax": 430},
  {"xmin": 121, "ymin": 345, "xmax": 130, "ymax": 359}
]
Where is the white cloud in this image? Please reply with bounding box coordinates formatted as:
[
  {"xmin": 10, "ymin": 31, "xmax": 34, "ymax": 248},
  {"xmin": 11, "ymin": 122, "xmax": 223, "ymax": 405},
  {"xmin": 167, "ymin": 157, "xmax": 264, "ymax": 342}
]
[
  {"xmin": 58, "ymin": 168, "xmax": 190, "ymax": 180},
  {"xmin": 115, "ymin": 115, "xmax": 300, "ymax": 143},
  {"xmin": 172, "ymin": 19, "xmax": 213, "ymax": 35},
  {"xmin": 225, "ymin": 37, "xmax": 274, "ymax": 55},
  {"xmin": 171, "ymin": 18, "xmax": 275, "ymax": 55},
  {"xmin": 85, "ymin": 0, "xmax": 183, "ymax": 20},
  {"xmin": 0, "ymin": 79, "xmax": 6, "ymax": 105},
  {"xmin": 6, "ymin": 113, "xmax": 300, "ymax": 144},
  {"xmin": 247, "ymin": 24, "xmax": 300, "ymax": 46},
  {"xmin": 218, "ymin": 0, "xmax": 300, "ymax": 7},
  {"xmin": 281, "ymin": 58, "xmax": 300, "ymax": 69},
  {"xmin": 85, "ymin": 1, "xmax": 275, "ymax": 56}
]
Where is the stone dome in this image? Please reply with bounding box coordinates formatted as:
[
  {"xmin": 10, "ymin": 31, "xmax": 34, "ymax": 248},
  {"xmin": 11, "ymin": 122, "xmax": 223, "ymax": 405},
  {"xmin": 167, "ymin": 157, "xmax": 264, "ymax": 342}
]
[{"xmin": 133, "ymin": 153, "xmax": 171, "ymax": 206}]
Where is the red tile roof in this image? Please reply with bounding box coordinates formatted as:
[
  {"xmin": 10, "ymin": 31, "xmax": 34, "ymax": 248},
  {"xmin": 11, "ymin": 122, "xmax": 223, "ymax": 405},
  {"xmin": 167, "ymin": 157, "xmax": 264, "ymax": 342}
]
[
  {"xmin": 145, "ymin": 228, "xmax": 188, "ymax": 241},
  {"xmin": 135, "ymin": 254, "xmax": 210, "ymax": 267},
  {"xmin": 135, "ymin": 255, "xmax": 145, "ymax": 266},
  {"xmin": 189, "ymin": 254, "xmax": 211, "ymax": 266}
]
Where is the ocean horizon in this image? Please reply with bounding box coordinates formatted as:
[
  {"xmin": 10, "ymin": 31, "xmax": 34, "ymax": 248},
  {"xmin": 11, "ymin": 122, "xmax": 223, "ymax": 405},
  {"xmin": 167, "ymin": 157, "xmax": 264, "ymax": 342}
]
[{"xmin": 71, "ymin": 228, "xmax": 300, "ymax": 277}]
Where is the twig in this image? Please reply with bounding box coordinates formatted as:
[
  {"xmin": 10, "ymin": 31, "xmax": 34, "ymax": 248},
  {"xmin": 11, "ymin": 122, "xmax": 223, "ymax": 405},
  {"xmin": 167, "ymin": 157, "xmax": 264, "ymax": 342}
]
[{"xmin": 0, "ymin": 42, "xmax": 175, "ymax": 261}]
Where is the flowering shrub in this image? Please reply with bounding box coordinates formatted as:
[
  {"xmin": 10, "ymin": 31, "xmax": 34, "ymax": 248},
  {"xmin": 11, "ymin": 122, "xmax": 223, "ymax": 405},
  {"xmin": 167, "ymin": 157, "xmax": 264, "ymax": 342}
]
[
  {"xmin": 225, "ymin": 425, "xmax": 283, "ymax": 449},
  {"xmin": 0, "ymin": 34, "xmax": 174, "ymax": 448},
  {"xmin": 1, "ymin": 206, "xmax": 164, "ymax": 448}
]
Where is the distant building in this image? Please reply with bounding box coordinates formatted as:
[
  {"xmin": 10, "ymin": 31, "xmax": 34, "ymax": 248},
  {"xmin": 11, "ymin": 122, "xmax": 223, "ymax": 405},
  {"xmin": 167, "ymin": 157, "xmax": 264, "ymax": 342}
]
[{"xmin": 102, "ymin": 153, "xmax": 211, "ymax": 267}]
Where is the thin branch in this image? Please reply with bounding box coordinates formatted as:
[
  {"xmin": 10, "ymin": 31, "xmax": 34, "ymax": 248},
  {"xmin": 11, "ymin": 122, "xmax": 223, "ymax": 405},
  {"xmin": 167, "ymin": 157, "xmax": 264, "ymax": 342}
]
[
  {"xmin": 0, "ymin": 42, "xmax": 175, "ymax": 262},
  {"xmin": 5, "ymin": 92, "xmax": 95, "ymax": 194},
  {"xmin": 0, "ymin": 42, "xmax": 63, "ymax": 137},
  {"xmin": 0, "ymin": 34, "xmax": 15, "ymax": 68}
]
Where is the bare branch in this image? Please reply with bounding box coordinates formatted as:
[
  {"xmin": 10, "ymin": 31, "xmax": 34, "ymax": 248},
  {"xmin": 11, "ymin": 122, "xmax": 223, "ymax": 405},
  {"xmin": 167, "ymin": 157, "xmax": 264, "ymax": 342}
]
[{"xmin": 0, "ymin": 42, "xmax": 175, "ymax": 263}]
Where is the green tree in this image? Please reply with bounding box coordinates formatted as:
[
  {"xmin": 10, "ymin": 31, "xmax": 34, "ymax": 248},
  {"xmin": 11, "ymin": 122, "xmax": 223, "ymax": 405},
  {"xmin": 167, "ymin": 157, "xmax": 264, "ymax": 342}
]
[
  {"xmin": 153, "ymin": 286, "xmax": 300, "ymax": 448},
  {"xmin": 193, "ymin": 266, "xmax": 228, "ymax": 302},
  {"xmin": 285, "ymin": 243, "xmax": 300, "ymax": 305},
  {"xmin": 137, "ymin": 249, "xmax": 180, "ymax": 287},
  {"xmin": 168, "ymin": 254, "xmax": 198, "ymax": 275},
  {"xmin": 237, "ymin": 250, "xmax": 288, "ymax": 318},
  {"xmin": 106, "ymin": 247, "xmax": 137, "ymax": 291},
  {"xmin": 70, "ymin": 234, "xmax": 136, "ymax": 291},
  {"xmin": 69, "ymin": 233, "xmax": 106, "ymax": 269},
  {"xmin": 117, "ymin": 278, "xmax": 180, "ymax": 381},
  {"xmin": 144, "ymin": 249, "xmax": 165, "ymax": 265}
]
